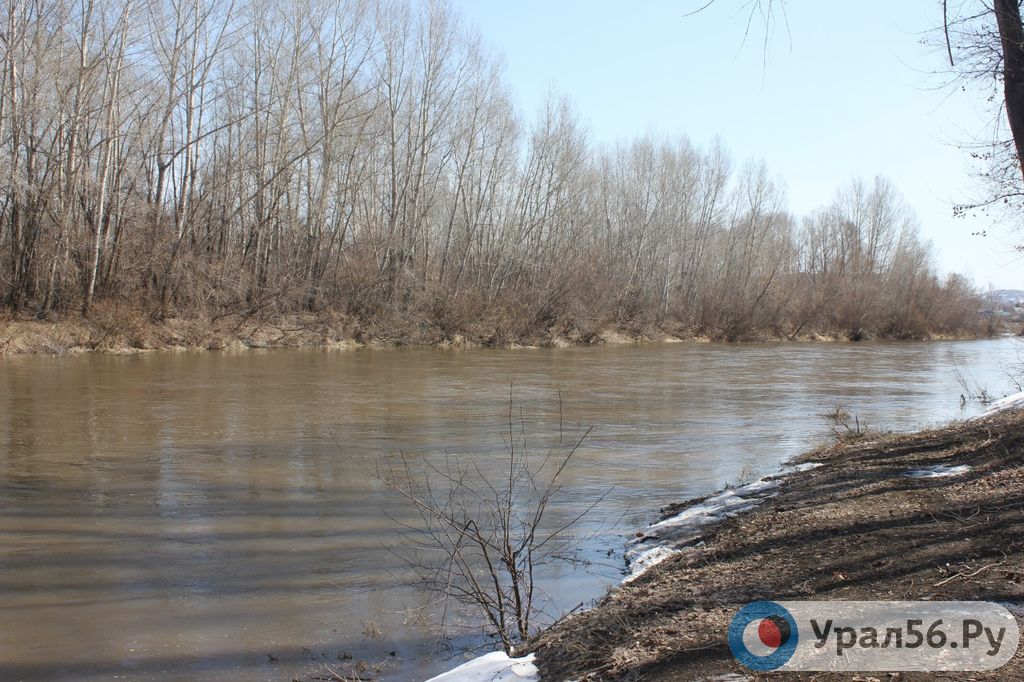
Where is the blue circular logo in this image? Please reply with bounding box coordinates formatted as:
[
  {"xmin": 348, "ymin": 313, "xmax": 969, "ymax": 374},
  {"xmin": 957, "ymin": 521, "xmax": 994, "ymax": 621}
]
[{"xmin": 728, "ymin": 601, "xmax": 799, "ymax": 671}]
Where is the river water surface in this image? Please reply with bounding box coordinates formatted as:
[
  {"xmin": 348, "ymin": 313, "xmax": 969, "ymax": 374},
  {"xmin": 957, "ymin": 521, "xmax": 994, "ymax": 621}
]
[{"xmin": 0, "ymin": 338, "xmax": 1019, "ymax": 681}]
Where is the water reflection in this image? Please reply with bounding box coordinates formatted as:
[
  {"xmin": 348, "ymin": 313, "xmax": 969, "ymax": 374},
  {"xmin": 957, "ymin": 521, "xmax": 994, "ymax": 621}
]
[{"xmin": 0, "ymin": 339, "xmax": 1018, "ymax": 680}]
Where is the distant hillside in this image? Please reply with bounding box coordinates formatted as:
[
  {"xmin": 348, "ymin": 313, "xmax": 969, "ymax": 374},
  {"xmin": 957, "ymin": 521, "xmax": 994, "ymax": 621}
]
[
  {"xmin": 984, "ymin": 290, "xmax": 1024, "ymax": 329},
  {"xmin": 987, "ymin": 289, "xmax": 1024, "ymax": 306}
]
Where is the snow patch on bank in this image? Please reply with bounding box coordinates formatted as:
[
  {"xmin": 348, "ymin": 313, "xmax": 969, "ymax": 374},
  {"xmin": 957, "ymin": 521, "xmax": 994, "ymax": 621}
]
[
  {"xmin": 786, "ymin": 462, "xmax": 824, "ymax": 473},
  {"xmin": 424, "ymin": 652, "xmax": 539, "ymax": 682},
  {"xmin": 623, "ymin": 544, "xmax": 682, "ymax": 578},
  {"xmin": 623, "ymin": 461, "xmax": 824, "ymax": 583},
  {"xmin": 903, "ymin": 464, "xmax": 972, "ymax": 479},
  {"xmin": 984, "ymin": 391, "xmax": 1024, "ymax": 415},
  {"xmin": 624, "ymin": 478, "xmax": 779, "ymax": 582}
]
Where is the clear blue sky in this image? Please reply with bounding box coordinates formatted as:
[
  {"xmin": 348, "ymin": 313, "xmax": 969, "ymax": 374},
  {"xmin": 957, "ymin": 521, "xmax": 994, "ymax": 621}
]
[{"xmin": 448, "ymin": 0, "xmax": 1024, "ymax": 291}]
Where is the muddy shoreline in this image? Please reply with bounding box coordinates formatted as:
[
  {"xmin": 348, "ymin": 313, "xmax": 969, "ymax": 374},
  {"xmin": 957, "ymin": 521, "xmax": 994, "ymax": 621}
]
[
  {"xmin": 524, "ymin": 408, "xmax": 1024, "ymax": 680},
  {"xmin": 0, "ymin": 312, "xmax": 992, "ymax": 357}
]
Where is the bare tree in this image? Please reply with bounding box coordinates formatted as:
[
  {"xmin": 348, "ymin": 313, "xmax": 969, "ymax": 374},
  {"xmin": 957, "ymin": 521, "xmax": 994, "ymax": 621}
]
[{"xmin": 0, "ymin": 0, "xmax": 986, "ymax": 345}]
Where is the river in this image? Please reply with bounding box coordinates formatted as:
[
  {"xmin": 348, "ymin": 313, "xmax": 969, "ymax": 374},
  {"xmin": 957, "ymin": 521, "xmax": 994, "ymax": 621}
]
[{"xmin": 0, "ymin": 338, "xmax": 1018, "ymax": 681}]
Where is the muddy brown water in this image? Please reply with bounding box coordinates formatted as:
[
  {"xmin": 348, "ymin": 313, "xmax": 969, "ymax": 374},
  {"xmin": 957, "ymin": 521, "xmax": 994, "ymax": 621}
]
[{"xmin": 0, "ymin": 338, "xmax": 1018, "ymax": 681}]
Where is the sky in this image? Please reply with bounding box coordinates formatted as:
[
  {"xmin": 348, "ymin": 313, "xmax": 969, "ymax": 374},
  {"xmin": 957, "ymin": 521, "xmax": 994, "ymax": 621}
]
[{"xmin": 447, "ymin": 0, "xmax": 1024, "ymax": 291}]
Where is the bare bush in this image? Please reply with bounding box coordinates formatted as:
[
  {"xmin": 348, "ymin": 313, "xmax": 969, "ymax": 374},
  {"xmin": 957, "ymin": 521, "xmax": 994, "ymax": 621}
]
[
  {"xmin": 373, "ymin": 395, "xmax": 605, "ymax": 654},
  {"xmin": 819, "ymin": 401, "xmax": 868, "ymax": 439},
  {"xmin": 947, "ymin": 347, "xmax": 997, "ymax": 405},
  {"xmin": 818, "ymin": 402, "xmax": 852, "ymax": 426}
]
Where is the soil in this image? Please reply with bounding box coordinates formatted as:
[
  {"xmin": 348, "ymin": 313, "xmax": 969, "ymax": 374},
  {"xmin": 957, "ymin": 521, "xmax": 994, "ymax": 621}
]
[
  {"xmin": 526, "ymin": 409, "xmax": 1024, "ymax": 681},
  {"xmin": 0, "ymin": 310, "xmax": 989, "ymax": 356}
]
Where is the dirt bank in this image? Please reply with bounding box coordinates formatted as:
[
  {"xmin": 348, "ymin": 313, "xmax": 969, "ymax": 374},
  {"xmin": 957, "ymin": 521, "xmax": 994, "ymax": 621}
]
[
  {"xmin": 527, "ymin": 409, "xmax": 1024, "ymax": 680},
  {"xmin": 0, "ymin": 314, "xmax": 702, "ymax": 355},
  {"xmin": 0, "ymin": 312, "xmax": 366, "ymax": 355},
  {"xmin": 0, "ymin": 309, "xmax": 993, "ymax": 356}
]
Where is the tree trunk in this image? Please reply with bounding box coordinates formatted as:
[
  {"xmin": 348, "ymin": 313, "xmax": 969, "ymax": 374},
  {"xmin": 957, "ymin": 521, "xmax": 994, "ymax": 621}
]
[{"xmin": 996, "ymin": 0, "xmax": 1024, "ymax": 180}]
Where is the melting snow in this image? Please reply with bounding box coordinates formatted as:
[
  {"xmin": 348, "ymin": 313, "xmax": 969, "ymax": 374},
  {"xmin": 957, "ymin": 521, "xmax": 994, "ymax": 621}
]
[
  {"xmin": 623, "ymin": 477, "xmax": 783, "ymax": 582},
  {"xmin": 904, "ymin": 464, "xmax": 972, "ymax": 479},
  {"xmin": 783, "ymin": 462, "xmax": 824, "ymax": 473},
  {"xmin": 984, "ymin": 391, "xmax": 1024, "ymax": 415},
  {"xmin": 425, "ymin": 652, "xmax": 539, "ymax": 682},
  {"xmin": 623, "ymin": 544, "xmax": 681, "ymax": 579}
]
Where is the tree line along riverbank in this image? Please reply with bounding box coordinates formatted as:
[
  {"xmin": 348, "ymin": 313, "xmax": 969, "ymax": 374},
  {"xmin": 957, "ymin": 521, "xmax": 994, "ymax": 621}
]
[
  {"xmin": 521, "ymin": 407, "xmax": 1024, "ymax": 681},
  {"xmin": 0, "ymin": 0, "xmax": 993, "ymax": 351}
]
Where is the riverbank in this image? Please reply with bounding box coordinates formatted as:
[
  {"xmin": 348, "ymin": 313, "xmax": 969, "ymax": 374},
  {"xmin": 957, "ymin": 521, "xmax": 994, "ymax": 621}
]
[
  {"xmin": 0, "ymin": 309, "xmax": 995, "ymax": 356},
  {"xmin": 519, "ymin": 406, "xmax": 1024, "ymax": 680}
]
